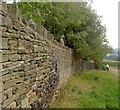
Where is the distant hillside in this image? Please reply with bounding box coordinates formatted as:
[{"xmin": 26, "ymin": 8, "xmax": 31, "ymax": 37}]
[
  {"xmin": 105, "ymin": 48, "xmax": 120, "ymax": 61},
  {"xmin": 111, "ymin": 48, "xmax": 120, "ymax": 54}
]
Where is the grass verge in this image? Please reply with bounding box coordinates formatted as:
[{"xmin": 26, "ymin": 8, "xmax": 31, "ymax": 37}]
[{"xmin": 50, "ymin": 70, "xmax": 118, "ymax": 108}]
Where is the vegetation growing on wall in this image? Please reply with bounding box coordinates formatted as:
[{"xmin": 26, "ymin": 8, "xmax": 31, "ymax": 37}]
[{"xmin": 18, "ymin": 2, "xmax": 112, "ymax": 63}]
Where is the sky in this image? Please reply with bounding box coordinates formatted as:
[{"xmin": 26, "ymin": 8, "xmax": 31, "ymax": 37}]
[{"xmin": 91, "ymin": 0, "xmax": 118, "ymax": 49}]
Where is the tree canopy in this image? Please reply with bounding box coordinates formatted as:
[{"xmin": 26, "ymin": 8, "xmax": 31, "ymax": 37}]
[{"xmin": 18, "ymin": 2, "xmax": 112, "ymax": 63}]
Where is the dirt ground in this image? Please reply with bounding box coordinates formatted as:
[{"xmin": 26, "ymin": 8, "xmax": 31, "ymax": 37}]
[{"xmin": 109, "ymin": 67, "xmax": 119, "ymax": 75}]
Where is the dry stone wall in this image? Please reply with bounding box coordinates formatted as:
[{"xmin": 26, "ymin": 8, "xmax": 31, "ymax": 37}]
[
  {"xmin": 0, "ymin": 3, "xmax": 74, "ymax": 109},
  {"xmin": 0, "ymin": 2, "xmax": 94, "ymax": 109}
]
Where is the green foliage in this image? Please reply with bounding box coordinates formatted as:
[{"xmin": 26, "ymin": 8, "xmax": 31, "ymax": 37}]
[
  {"xmin": 18, "ymin": 2, "xmax": 112, "ymax": 63},
  {"xmin": 50, "ymin": 70, "xmax": 118, "ymax": 108}
]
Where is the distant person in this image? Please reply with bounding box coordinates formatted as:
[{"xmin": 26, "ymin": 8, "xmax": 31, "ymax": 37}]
[{"xmin": 106, "ymin": 64, "xmax": 109, "ymax": 71}]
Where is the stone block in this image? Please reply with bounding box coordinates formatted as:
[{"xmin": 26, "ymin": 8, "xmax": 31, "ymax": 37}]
[
  {"xmin": 16, "ymin": 77, "xmax": 24, "ymax": 83},
  {"xmin": 0, "ymin": 68, "xmax": 9, "ymax": 76},
  {"xmin": 11, "ymin": 49, "xmax": 17, "ymax": 54},
  {"xmin": 33, "ymin": 45, "xmax": 39, "ymax": 53},
  {"xmin": 26, "ymin": 27, "xmax": 35, "ymax": 36},
  {"xmin": 1, "ymin": 27, "xmax": 7, "ymax": 32},
  {"xmin": 21, "ymin": 97, "xmax": 28, "ymax": 108},
  {"xmin": 7, "ymin": 3, "xmax": 18, "ymax": 19},
  {"xmin": 2, "ymin": 62, "xmax": 12, "ymax": 69},
  {"xmin": 9, "ymin": 33, "xmax": 19, "ymax": 39},
  {"xmin": 36, "ymin": 76, "xmax": 43, "ymax": 81},
  {"xmin": 29, "ymin": 20, "xmax": 36, "ymax": 31},
  {"xmin": 0, "ymin": 63, "xmax": 3, "ymax": 70},
  {"xmin": 13, "ymin": 72, "xmax": 24, "ymax": 79},
  {"xmin": 17, "ymin": 84, "xmax": 26, "ymax": 95},
  {"xmin": 18, "ymin": 40, "xmax": 33, "ymax": 53},
  {"xmin": 43, "ymin": 27, "xmax": 48, "ymax": 38},
  {"xmin": 38, "ymin": 46, "xmax": 44, "ymax": 52},
  {"xmin": 2, "ymin": 49, "xmax": 11, "ymax": 55},
  {"xmin": 2, "ymin": 54, "xmax": 9, "ymax": 62},
  {"xmin": 0, "ymin": 52, "xmax": 2, "ymax": 63},
  {"xmin": 1, "ymin": 38, "xmax": 8, "ymax": 49},
  {"xmin": 36, "ymin": 24, "xmax": 43, "ymax": 35},
  {"xmin": 24, "ymin": 35, "xmax": 33, "ymax": 41},
  {"xmin": 6, "ymin": 101, "xmax": 16, "ymax": 108},
  {"xmin": 1, "ymin": 92, "xmax": 7, "ymax": 102},
  {"xmin": 24, "ymin": 63, "xmax": 30, "ymax": 72},
  {"xmin": 0, "ymin": 42, "xmax": 2, "ymax": 51},
  {"xmin": 1, "ymin": 2, "xmax": 8, "ymax": 12},
  {"xmin": 13, "ymin": 21, "xmax": 21, "ymax": 31},
  {"xmin": 1, "ymin": 16, "xmax": 13, "ymax": 28},
  {"xmin": 47, "ymin": 33, "xmax": 54, "ymax": 41},
  {"xmin": 2, "ymin": 73, "xmax": 13, "ymax": 82},
  {"xmin": 4, "ymin": 87, "xmax": 12, "ymax": 98},
  {"xmin": 28, "ymin": 92, "xmax": 36, "ymax": 102},
  {"xmin": 3, "ymin": 79, "xmax": 16, "ymax": 90},
  {"xmin": 12, "ymin": 84, "xmax": 18, "ymax": 95},
  {"xmin": 17, "ymin": 48, "xmax": 26, "ymax": 54},
  {"xmin": 22, "ymin": 18, "xmax": 29, "ymax": 27},
  {"xmin": 8, "ymin": 40, "xmax": 18, "ymax": 50},
  {"xmin": 9, "ymin": 54, "xmax": 21, "ymax": 62},
  {"xmin": 23, "ymin": 80, "xmax": 30, "ymax": 85},
  {"xmin": 2, "ymin": 93, "xmax": 18, "ymax": 108}
]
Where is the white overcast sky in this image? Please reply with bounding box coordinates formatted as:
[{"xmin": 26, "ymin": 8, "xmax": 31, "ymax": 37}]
[{"xmin": 91, "ymin": 0, "xmax": 118, "ymax": 49}]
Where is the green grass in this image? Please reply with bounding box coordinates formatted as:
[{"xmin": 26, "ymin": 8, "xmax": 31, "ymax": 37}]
[{"xmin": 50, "ymin": 70, "xmax": 118, "ymax": 108}]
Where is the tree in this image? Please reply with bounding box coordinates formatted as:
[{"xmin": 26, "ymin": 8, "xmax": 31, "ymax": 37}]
[{"xmin": 18, "ymin": 2, "xmax": 112, "ymax": 63}]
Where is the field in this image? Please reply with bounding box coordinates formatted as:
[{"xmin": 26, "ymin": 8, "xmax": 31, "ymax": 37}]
[
  {"xmin": 103, "ymin": 60, "xmax": 119, "ymax": 68},
  {"xmin": 50, "ymin": 70, "xmax": 119, "ymax": 108}
]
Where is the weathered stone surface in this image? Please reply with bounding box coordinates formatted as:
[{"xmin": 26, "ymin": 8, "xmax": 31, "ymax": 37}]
[
  {"xmin": 2, "ymin": 73, "xmax": 13, "ymax": 82},
  {"xmin": 2, "ymin": 93, "xmax": 19, "ymax": 108},
  {"xmin": 3, "ymin": 87, "xmax": 12, "ymax": 98},
  {"xmin": 27, "ymin": 90, "xmax": 36, "ymax": 102},
  {"xmin": 1, "ymin": 38, "xmax": 8, "ymax": 49},
  {"xmin": 43, "ymin": 27, "xmax": 48, "ymax": 38},
  {"xmin": 1, "ymin": 92, "xmax": 7, "ymax": 102},
  {"xmin": 24, "ymin": 63, "xmax": 31, "ymax": 72},
  {"xmin": 2, "ymin": 50, "xmax": 11, "ymax": 55},
  {"xmin": 0, "ymin": 52, "xmax": 2, "ymax": 63},
  {"xmin": 0, "ymin": 68, "xmax": 9, "ymax": 76},
  {"xmin": 0, "ymin": 63, "xmax": 2, "ymax": 70},
  {"xmin": 1, "ymin": 3, "xmax": 7, "ymax": 13},
  {"xmin": 6, "ymin": 101, "xmax": 16, "ymax": 108},
  {"xmin": 18, "ymin": 40, "xmax": 33, "ymax": 53},
  {"xmin": 29, "ymin": 20, "xmax": 36, "ymax": 31},
  {"xmin": 36, "ymin": 24, "xmax": 43, "ymax": 35},
  {"xmin": 47, "ymin": 33, "xmax": 54, "ymax": 41},
  {"xmin": 13, "ymin": 21, "xmax": 21, "ymax": 31},
  {"xmin": 3, "ymin": 79, "xmax": 16, "ymax": 90},
  {"xmin": 33, "ymin": 45, "xmax": 39, "ymax": 53},
  {"xmin": 1, "ymin": 15, "xmax": 13, "ymax": 27},
  {"xmin": 24, "ymin": 35, "xmax": 33, "ymax": 41},
  {"xmin": 9, "ymin": 54, "xmax": 21, "ymax": 62},
  {"xmin": 1, "ymin": 54, "xmax": 9, "ymax": 62},
  {"xmin": 13, "ymin": 72, "xmax": 24, "ymax": 78},
  {"xmin": 2, "ymin": 62, "xmax": 11, "ymax": 69},
  {"xmin": 7, "ymin": 3, "xmax": 18, "ymax": 19},
  {"xmin": 1, "ymin": 27, "xmax": 7, "ymax": 32},
  {"xmin": 0, "ymin": 3, "xmax": 94, "ymax": 109},
  {"xmin": 21, "ymin": 97, "xmax": 28, "ymax": 108},
  {"xmin": 8, "ymin": 40, "xmax": 18, "ymax": 50}
]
